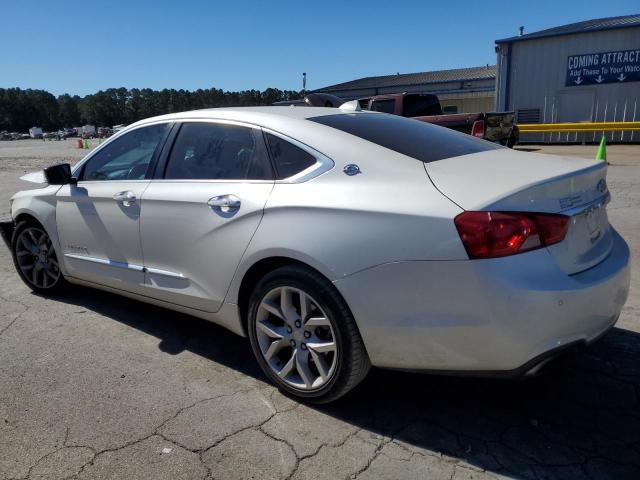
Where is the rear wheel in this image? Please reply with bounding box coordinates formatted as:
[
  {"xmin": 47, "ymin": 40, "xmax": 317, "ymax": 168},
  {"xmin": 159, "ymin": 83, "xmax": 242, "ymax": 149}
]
[
  {"xmin": 247, "ymin": 265, "xmax": 370, "ymax": 403},
  {"xmin": 11, "ymin": 220, "xmax": 67, "ymax": 294}
]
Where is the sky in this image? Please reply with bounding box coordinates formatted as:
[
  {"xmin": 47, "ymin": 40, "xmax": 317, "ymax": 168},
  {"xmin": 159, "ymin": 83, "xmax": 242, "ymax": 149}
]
[{"xmin": 1, "ymin": 0, "xmax": 638, "ymax": 97}]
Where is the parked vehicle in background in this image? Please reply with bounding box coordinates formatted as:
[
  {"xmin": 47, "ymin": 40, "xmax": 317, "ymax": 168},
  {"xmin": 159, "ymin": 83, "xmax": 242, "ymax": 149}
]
[
  {"xmin": 361, "ymin": 93, "xmax": 519, "ymax": 147},
  {"xmin": 112, "ymin": 124, "xmax": 127, "ymax": 133},
  {"xmin": 97, "ymin": 127, "xmax": 113, "ymax": 138},
  {"xmin": 82, "ymin": 125, "xmax": 96, "ymax": 138},
  {"xmin": 274, "ymin": 93, "xmax": 344, "ymax": 108},
  {"xmin": 0, "ymin": 106, "xmax": 629, "ymax": 403},
  {"xmin": 29, "ymin": 127, "xmax": 43, "ymax": 139}
]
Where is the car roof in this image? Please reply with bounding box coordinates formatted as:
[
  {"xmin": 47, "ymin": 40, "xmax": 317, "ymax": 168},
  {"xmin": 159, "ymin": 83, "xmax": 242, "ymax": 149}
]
[{"xmin": 127, "ymin": 106, "xmax": 373, "ymax": 131}]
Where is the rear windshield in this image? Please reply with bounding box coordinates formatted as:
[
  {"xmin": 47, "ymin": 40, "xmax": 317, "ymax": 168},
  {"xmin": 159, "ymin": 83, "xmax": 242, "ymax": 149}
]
[
  {"xmin": 403, "ymin": 94, "xmax": 442, "ymax": 117},
  {"xmin": 309, "ymin": 113, "xmax": 502, "ymax": 163}
]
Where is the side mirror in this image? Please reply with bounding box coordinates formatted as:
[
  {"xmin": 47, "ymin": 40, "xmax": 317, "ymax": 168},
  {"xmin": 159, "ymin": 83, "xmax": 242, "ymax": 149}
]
[{"xmin": 44, "ymin": 163, "xmax": 77, "ymax": 185}]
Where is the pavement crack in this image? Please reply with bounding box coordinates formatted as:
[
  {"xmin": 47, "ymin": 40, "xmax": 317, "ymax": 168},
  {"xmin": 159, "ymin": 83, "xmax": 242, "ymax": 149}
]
[
  {"xmin": 0, "ymin": 302, "xmax": 29, "ymax": 339},
  {"xmin": 200, "ymin": 408, "xmax": 280, "ymax": 455}
]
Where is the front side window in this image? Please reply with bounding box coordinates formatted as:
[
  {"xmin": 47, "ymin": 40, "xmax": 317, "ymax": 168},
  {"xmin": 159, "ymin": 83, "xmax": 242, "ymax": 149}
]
[
  {"xmin": 369, "ymin": 99, "xmax": 396, "ymax": 114},
  {"xmin": 80, "ymin": 123, "xmax": 169, "ymax": 181},
  {"xmin": 164, "ymin": 123, "xmax": 273, "ymax": 180},
  {"xmin": 265, "ymin": 133, "xmax": 316, "ymax": 179}
]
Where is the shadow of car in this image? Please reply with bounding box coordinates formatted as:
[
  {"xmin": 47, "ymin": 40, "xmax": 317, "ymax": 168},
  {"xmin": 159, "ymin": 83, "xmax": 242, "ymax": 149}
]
[{"xmin": 45, "ymin": 286, "xmax": 640, "ymax": 479}]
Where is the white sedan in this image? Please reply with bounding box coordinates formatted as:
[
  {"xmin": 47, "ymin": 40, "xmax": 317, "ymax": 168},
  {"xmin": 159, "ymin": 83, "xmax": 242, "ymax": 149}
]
[{"xmin": 1, "ymin": 105, "xmax": 630, "ymax": 403}]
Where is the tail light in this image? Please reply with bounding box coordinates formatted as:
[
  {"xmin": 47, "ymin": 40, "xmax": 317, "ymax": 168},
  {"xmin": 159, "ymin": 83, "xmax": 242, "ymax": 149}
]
[
  {"xmin": 454, "ymin": 211, "xmax": 569, "ymax": 259},
  {"xmin": 471, "ymin": 120, "xmax": 485, "ymax": 138}
]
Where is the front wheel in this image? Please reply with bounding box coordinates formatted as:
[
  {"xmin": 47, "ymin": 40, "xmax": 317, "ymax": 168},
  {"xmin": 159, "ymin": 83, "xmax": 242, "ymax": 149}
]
[
  {"xmin": 247, "ymin": 265, "xmax": 370, "ymax": 403},
  {"xmin": 11, "ymin": 220, "xmax": 68, "ymax": 294}
]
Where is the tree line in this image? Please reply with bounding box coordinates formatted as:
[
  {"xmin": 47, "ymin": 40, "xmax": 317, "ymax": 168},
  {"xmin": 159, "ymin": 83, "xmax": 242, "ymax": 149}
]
[{"xmin": 0, "ymin": 87, "xmax": 304, "ymax": 132}]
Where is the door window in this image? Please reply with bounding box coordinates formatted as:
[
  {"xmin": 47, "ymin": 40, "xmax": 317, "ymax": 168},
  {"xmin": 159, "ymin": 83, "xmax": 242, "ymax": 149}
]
[
  {"xmin": 264, "ymin": 133, "xmax": 317, "ymax": 179},
  {"xmin": 80, "ymin": 123, "xmax": 170, "ymax": 181},
  {"xmin": 164, "ymin": 123, "xmax": 273, "ymax": 180}
]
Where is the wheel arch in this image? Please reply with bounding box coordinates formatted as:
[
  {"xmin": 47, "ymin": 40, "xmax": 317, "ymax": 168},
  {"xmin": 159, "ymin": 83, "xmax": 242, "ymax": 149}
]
[
  {"xmin": 14, "ymin": 212, "xmax": 44, "ymax": 228},
  {"xmin": 11, "ymin": 201, "xmax": 66, "ymax": 275},
  {"xmin": 236, "ymin": 256, "xmax": 341, "ymax": 336}
]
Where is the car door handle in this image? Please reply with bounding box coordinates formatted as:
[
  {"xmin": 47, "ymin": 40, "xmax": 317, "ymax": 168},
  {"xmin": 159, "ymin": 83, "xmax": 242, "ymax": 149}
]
[
  {"xmin": 113, "ymin": 191, "xmax": 137, "ymax": 206},
  {"xmin": 207, "ymin": 195, "xmax": 241, "ymax": 210}
]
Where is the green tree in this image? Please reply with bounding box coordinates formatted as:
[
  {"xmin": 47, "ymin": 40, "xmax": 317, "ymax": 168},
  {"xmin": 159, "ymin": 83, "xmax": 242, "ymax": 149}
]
[
  {"xmin": 57, "ymin": 94, "xmax": 81, "ymax": 127},
  {"xmin": 0, "ymin": 86, "xmax": 305, "ymax": 131}
]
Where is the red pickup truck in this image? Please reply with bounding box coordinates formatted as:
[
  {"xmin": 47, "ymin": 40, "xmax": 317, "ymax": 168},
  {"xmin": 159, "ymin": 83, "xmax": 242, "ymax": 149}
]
[
  {"xmin": 275, "ymin": 92, "xmax": 518, "ymax": 147},
  {"xmin": 360, "ymin": 93, "xmax": 518, "ymax": 147}
]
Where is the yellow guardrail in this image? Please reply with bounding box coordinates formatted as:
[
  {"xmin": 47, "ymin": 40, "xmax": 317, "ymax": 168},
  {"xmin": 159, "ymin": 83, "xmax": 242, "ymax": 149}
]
[{"xmin": 518, "ymin": 121, "xmax": 640, "ymax": 133}]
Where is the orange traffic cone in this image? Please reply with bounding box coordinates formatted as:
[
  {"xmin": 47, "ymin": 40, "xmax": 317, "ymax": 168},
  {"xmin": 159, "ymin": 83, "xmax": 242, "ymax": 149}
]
[{"xmin": 76, "ymin": 138, "xmax": 83, "ymax": 149}]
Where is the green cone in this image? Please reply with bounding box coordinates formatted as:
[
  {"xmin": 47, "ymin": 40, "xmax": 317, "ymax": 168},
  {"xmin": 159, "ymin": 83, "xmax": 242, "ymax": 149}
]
[{"xmin": 596, "ymin": 135, "xmax": 606, "ymax": 161}]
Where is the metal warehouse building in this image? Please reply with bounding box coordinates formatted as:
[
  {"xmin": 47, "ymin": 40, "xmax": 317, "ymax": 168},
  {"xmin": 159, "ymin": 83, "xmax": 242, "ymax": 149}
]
[
  {"xmin": 315, "ymin": 65, "xmax": 496, "ymax": 114},
  {"xmin": 495, "ymin": 14, "xmax": 640, "ymax": 143}
]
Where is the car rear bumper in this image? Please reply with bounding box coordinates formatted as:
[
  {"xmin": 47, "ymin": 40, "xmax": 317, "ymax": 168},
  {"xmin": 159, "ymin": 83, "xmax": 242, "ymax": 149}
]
[{"xmin": 334, "ymin": 228, "xmax": 630, "ymax": 372}]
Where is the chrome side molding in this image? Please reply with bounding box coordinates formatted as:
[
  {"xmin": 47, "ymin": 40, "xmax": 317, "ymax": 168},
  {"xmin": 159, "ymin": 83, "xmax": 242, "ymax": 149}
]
[
  {"xmin": 64, "ymin": 253, "xmax": 144, "ymax": 271},
  {"xmin": 64, "ymin": 254, "xmax": 184, "ymax": 278}
]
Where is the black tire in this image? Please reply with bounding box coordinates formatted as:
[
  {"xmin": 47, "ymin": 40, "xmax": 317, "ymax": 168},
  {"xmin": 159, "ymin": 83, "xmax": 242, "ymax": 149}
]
[
  {"xmin": 11, "ymin": 220, "xmax": 68, "ymax": 294},
  {"xmin": 247, "ymin": 265, "xmax": 370, "ymax": 403}
]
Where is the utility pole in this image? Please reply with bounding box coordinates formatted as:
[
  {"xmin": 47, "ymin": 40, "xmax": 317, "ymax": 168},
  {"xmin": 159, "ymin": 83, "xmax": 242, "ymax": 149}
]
[{"xmin": 302, "ymin": 72, "xmax": 307, "ymax": 94}]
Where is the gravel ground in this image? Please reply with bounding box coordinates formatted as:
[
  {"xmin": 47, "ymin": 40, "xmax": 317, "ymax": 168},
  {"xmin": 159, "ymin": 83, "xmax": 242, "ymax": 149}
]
[{"xmin": 1, "ymin": 139, "xmax": 639, "ymax": 480}]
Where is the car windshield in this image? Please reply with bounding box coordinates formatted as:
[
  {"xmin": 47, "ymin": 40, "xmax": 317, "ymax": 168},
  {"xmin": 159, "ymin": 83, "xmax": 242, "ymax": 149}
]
[{"xmin": 308, "ymin": 113, "xmax": 502, "ymax": 163}]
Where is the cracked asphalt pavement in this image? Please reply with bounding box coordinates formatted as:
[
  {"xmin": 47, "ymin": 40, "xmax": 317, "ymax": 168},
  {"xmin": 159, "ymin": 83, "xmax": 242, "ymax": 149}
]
[{"xmin": 1, "ymin": 140, "xmax": 639, "ymax": 479}]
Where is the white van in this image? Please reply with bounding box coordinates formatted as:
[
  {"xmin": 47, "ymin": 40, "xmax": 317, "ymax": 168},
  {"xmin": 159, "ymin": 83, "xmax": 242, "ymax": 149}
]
[{"xmin": 29, "ymin": 127, "xmax": 43, "ymax": 139}]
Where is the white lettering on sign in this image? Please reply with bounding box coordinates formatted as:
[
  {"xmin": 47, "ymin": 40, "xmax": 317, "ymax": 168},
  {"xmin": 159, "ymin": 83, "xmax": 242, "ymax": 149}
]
[{"xmin": 566, "ymin": 49, "xmax": 640, "ymax": 86}]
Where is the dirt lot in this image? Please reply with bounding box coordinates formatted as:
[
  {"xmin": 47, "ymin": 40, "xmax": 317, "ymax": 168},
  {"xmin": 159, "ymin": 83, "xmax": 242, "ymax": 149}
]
[{"xmin": 1, "ymin": 140, "xmax": 639, "ymax": 480}]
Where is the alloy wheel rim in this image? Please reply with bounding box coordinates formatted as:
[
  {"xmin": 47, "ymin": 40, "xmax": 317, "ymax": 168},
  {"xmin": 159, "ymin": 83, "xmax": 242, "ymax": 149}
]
[
  {"xmin": 15, "ymin": 227, "xmax": 61, "ymax": 288},
  {"xmin": 255, "ymin": 286, "xmax": 338, "ymax": 390}
]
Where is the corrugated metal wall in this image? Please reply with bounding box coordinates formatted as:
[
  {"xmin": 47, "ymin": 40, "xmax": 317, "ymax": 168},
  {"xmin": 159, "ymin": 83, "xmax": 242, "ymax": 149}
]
[
  {"xmin": 439, "ymin": 96, "xmax": 494, "ymax": 113},
  {"xmin": 497, "ymin": 27, "xmax": 640, "ymax": 143}
]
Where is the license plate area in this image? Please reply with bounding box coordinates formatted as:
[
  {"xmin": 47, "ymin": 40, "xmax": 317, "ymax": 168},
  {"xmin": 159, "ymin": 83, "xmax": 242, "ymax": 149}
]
[
  {"xmin": 547, "ymin": 195, "xmax": 613, "ymax": 275},
  {"xmin": 570, "ymin": 202, "xmax": 609, "ymax": 248}
]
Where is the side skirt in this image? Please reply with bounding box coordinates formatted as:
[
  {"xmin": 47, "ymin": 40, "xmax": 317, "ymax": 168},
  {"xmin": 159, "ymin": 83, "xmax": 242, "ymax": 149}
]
[{"xmin": 65, "ymin": 275, "xmax": 246, "ymax": 337}]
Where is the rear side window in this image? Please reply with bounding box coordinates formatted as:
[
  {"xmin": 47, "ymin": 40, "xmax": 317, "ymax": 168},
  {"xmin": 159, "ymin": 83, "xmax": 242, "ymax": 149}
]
[
  {"xmin": 403, "ymin": 95, "xmax": 442, "ymax": 117},
  {"xmin": 164, "ymin": 123, "xmax": 273, "ymax": 180},
  {"xmin": 369, "ymin": 100, "xmax": 395, "ymax": 114},
  {"xmin": 309, "ymin": 113, "xmax": 502, "ymax": 163},
  {"xmin": 265, "ymin": 133, "xmax": 316, "ymax": 179}
]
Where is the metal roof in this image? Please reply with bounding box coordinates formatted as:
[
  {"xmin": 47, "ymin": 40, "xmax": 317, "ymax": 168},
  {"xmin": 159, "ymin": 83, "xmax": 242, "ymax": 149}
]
[
  {"xmin": 496, "ymin": 14, "xmax": 640, "ymax": 43},
  {"xmin": 315, "ymin": 65, "xmax": 496, "ymax": 93}
]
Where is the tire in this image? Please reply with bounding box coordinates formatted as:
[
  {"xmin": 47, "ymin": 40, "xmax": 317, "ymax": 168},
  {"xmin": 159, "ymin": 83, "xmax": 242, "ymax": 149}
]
[
  {"xmin": 247, "ymin": 265, "xmax": 370, "ymax": 403},
  {"xmin": 11, "ymin": 220, "xmax": 68, "ymax": 294}
]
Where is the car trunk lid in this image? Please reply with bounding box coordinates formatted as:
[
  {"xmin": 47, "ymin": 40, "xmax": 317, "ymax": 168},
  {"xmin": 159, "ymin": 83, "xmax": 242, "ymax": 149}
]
[{"xmin": 425, "ymin": 149, "xmax": 611, "ymax": 274}]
